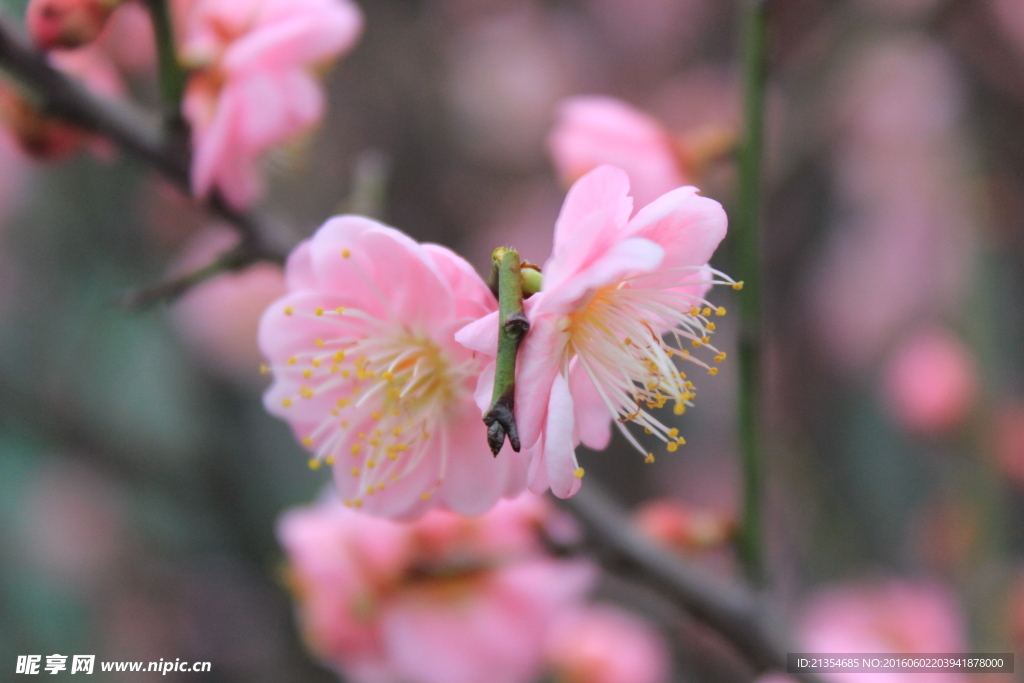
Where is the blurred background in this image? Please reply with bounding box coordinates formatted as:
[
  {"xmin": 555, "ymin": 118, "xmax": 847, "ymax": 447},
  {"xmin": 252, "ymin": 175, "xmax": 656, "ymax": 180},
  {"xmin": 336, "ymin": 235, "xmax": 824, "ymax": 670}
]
[{"xmin": 1, "ymin": 0, "xmax": 1023, "ymax": 680}]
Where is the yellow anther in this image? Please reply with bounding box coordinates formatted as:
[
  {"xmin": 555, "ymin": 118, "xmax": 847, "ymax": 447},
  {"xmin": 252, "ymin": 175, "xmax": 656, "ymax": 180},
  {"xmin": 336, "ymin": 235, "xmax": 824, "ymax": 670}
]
[
  {"xmin": 369, "ymin": 438, "xmax": 379, "ymax": 446},
  {"xmin": 733, "ymin": 281, "xmax": 744, "ymax": 290},
  {"xmin": 702, "ymin": 307, "xmax": 711, "ymax": 316},
  {"xmin": 308, "ymin": 459, "xmax": 320, "ymax": 470},
  {"xmin": 421, "ymin": 492, "xmax": 431, "ymax": 500},
  {"xmin": 573, "ymin": 467, "xmax": 585, "ymax": 479},
  {"xmin": 300, "ymin": 386, "xmax": 314, "ymax": 398},
  {"xmin": 701, "ymin": 336, "xmax": 710, "ymax": 344},
  {"xmin": 392, "ymin": 427, "xmax": 402, "ymax": 436},
  {"xmin": 358, "ymin": 432, "xmax": 366, "ymax": 439},
  {"xmin": 674, "ymin": 404, "xmax": 686, "ymax": 415},
  {"xmin": 301, "ymin": 437, "xmax": 313, "ymax": 447},
  {"xmin": 388, "ymin": 452, "xmax": 398, "ymax": 460},
  {"xmin": 623, "ymin": 337, "xmax": 632, "ymax": 345},
  {"xmin": 331, "ymin": 409, "xmax": 339, "ymax": 417},
  {"xmin": 337, "ymin": 398, "xmax": 350, "ymax": 407},
  {"xmin": 330, "ymin": 364, "xmax": 339, "ymax": 373},
  {"xmin": 685, "ymin": 381, "xmax": 694, "ymax": 389},
  {"xmin": 282, "ymin": 398, "xmax": 293, "ymax": 408},
  {"xmin": 259, "ymin": 364, "xmax": 269, "ymax": 375},
  {"xmin": 342, "ymin": 248, "xmax": 351, "ymax": 258},
  {"xmin": 668, "ymin": 428, "xmax": 679, "ymax": 438},
  {"xmin": 335, "ymin": 307, "xmax": 345, "ymax": 314},
  {"xmin": 382, "ymin": 371, "xmax": 394, "ymax": 380},
  {"xmin": 325, "ymin": 456, "xmax": 336, "ymax": 465},
  {"xmin": 677, "ymin": 436, "xmax": 686, "ymax": 445},
  {"xmin": 708, "ymin": 367, "xmax": 719, "ymax": 376},
  {"xmin": 692, "ymin": 340, "xmax": 702, "ymax": 348},
  {"xmin": 334, "ymin": 351, "xmax": 345, "ymax": 362},
  {"xmin": 690, "ymin": 306, "xmax": 700, "ymax": 315},
  {"xmin": 716, "ymin": 306, "xmax": 726, "ymax": 316},
  {"xmin": 351, "ymin": 467, "xmax": 360, "ymax": 476},
  {"xmin": 315, "ymin": 338, "xmax": 324, "ymax": 347},
  {"xmin": 715, "ymin": 353, "xmax": 727, "ymax": 363},
  {"xmin": 284, "ymin": 306, "xmax": 294, "ymax": 316},
  {"xmin": 373, "ymin": 429, "xmax": 382, "ymax": 437},
  {"xmin": 311, "ymin": 358, "xmax": 322, "ymax": 367},
  {"xmin": 315, "ymin": 307, "xmax": 324, "ymax": 316},
  {"xmin": 371, "ymin": 411, "xmax": 382, "ymax": 420},
  {"xmin": 366, "ymin": 459, "xmax": 376, "ymax": 468},
  {"xmin": 287, "ymin": 356, "xmax": 297, "ymax": 365},
  {"xmin": 353, "ymin": 499, "xmax": 363, "ymax": 508},
  {"xmin": 342, "ymin": 369, "xmax": 351, "ymax": 378},
  {"xmin": 377, "ymin": 483, "xmax": 386, "ymax": 491},
  {"xmin": 645, "ymin": 453, "xmax": 655, "ymax": 464},
  {"xmin": 351, "ymin": 444, "xmax": 362, "ymax": 455},
  {"xmin": 644, "ymin": 427, "xmax": 653, "ymax": 434},
  {"xmin": 303, "ymin": 369, "xmax": 312, "ymax": 379},
  {"xmin": 666, "ymin": 442, "xmax": 678, "ymax": 452},
  {"xmin": 706, "ymin": 322, "xmax": 716, "ymax": 331}
]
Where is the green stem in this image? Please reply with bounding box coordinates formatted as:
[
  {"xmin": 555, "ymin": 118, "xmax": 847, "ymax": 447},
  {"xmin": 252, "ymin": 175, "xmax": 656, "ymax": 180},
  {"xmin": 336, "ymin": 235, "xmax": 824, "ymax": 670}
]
[
  {"xmin": 484, "ymin": 248, "xmax": 529, "ymax": 455},
  {"xmin": 735, "ymin": 0, "xmax": 770, "ymax": 587},
  {"xmin": 146, "ymin": 0, "xmax": 186, "ymax": 119}
]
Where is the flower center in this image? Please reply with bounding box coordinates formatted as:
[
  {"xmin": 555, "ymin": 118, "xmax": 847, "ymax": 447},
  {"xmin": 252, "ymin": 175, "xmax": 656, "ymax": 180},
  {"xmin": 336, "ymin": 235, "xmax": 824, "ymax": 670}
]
[
  {"xmin": 268, "ymin": 306, "xmax": 476, "ymax": 506},
  {"xmin": 566, "ymin": 268, "xmax": 738, "ymax": 461}
]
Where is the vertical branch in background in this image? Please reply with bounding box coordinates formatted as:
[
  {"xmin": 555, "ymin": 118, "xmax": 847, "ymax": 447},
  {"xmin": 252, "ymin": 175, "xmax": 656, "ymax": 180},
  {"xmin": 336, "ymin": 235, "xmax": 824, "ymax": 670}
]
[
  {"xmin": 734, "ymin": 0, "xmax": 770, "ymax": 587},
  {"xmin": 146, "ymin": 0, "xmax": 187, "ymax": 130}
]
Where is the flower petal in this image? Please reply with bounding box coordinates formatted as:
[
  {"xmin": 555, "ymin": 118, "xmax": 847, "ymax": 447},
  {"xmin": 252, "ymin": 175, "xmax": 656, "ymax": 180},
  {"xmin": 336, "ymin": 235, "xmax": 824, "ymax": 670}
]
[
  {"xmin": 543, "ymin": 373, "xmax": 582, "ymax": 499},
  {"xmin": 569, "ymin": 361, "xmax": 611, "ymax": 451}
]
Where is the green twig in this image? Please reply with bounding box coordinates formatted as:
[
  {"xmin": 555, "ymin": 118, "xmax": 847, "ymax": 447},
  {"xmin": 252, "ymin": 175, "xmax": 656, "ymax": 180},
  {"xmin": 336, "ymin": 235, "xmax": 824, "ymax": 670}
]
[
  {"xmin": 483, "ymin": 248, "xmax": 529, "ymax": 455},
  {"xmin": 146, "ymin": 0, "xmax": 187, "ymax": 123},
  {"xmin": 734, "ymin": 0, "xmax": 770, "ymax": 586}
]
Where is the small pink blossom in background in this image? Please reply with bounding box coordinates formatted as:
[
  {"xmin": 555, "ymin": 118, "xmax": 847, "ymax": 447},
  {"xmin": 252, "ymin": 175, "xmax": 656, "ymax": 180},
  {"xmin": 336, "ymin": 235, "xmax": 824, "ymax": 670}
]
[
  {"xmin": 0, "ymin": 45, "xmax": 123, "ymax": 158},
  {"xmin": 170, "ymin": 226, "xmax": 286, "ymax": 385},
  {"xmin": 799, "ymin": 580, "xmax": 968, "ymax": 683},
  {"xmin": 545, "ymin": 604, "xmax": 670, "ymax": 683},
  {"xmin": 26, "ymin": 0, "xmax": 122, "ymax": 50},
  {"xmin": 458, "ymin": 165, "xmax": 730, "ymax": 498},
  {"xmin": 882, "ymin": 327, "xmax": 977, "ymax": 435},
  {"xmin": 260, "ymin": 215, "xmax": 528, "ymax": 517},
  {"xmin": 988, "ymin": 0, "xmax": 1024, "ymax": 60},
  {"xmin": 180, "ymin": 0, "xmax": 363, "ymax": 208},
  {"xmin": 96, "ymin": 2, "xmax": 156, "ymax": 77},
  {"xmin": 549, "ymin": 97, "xmax": 686, "ymax": 210},
  {"xmin": 994, "ymin": 403, "xmax": 1024, "ymax": 488},
  {"xmin": 634, "ymin": 499, "xmax": 734, "ymax": 553},
  {"xmin": 278, "ymin": 492, "xmax": 594, "ymax": 683}
]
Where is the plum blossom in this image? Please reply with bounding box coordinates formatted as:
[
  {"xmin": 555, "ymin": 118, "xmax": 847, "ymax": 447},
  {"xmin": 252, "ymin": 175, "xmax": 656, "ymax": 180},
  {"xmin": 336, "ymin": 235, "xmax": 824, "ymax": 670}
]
[
  {"xmin": 548, "ymin": 97, "xmax": 687, "ymax": 209},
  {"xmin": 798, "ymin": 579, "xmax": 968, "ymax": 683},
  {"xmin": 278, "ymin": 492, "xmax": 594, "ymax": 683},
  {"xmin": 26, "ymin": 0, "xmax": 124, "ymax": 50},
  {"xmin": 545, "ymin": 605, "xmax": 670, "ymax": 683},
  {"xmin": 634, "ymin": 499, "xmax": 734, "ymax": 553},
  {"xmin": 259, "ymin": 215, "xmax": 528, "ymax": 517},
  {"xmin": 180, "ymin": 0, "xmax": 363, "ymax": 208},
  {"xmin": 458, "ymin": 165, "xmax": 732, "ymax": 498}
]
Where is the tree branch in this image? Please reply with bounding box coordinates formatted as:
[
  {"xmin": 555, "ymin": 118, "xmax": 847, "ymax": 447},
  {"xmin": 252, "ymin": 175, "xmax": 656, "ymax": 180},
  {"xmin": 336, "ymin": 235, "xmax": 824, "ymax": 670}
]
[
  {"xmin": 0, "ymin": 13, "xmax": 295, "ymax": 266},
  {"xmin": 557, "ymin": 482, "xmax": 815, "ymax": 683}
]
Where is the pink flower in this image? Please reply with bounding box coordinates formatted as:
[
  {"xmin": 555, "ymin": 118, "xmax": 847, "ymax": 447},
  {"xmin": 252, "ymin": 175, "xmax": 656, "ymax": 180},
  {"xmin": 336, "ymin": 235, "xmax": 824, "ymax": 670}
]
[
  {"xmin": 545, "ymin": 605, "xmax": 670, "ymax": 683},
  {"xmin": 548, "ymin": 97, "xmax": 687, "ymax": 210},
  {"xmin": 181, "ymin": 0, "xmax": 363, "ymax": 208},
  {"xmin": 170, "ymin": 226, "xmax": 287, "ymax": 385},
  {"xmin": 278, "ymin": 493, "xmax": 595, "ymax": 683},
  {"xmin": 798, "ymin": 579, "xmax": 968, "ymax": 683},
  {"xmin": 634, "ymin": 499, "xmax": 734, "ymax": 553},
  {"xmin": 882, "ymin": 326, "xmax": 977, "ymax": 435},
  {"xmin": 458, "ymin": 165, "xmax": 731, "ymax": 498},
  {"xmin": 259, "ymin": 215, "xmax": 528, "ymax": 517}
]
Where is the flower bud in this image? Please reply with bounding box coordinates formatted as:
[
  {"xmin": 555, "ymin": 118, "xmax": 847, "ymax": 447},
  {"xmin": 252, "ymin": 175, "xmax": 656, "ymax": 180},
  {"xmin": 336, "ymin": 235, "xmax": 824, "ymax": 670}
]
[{"xmin": 26, "ymin": 0, "xmax": 121, "ymax": 51}]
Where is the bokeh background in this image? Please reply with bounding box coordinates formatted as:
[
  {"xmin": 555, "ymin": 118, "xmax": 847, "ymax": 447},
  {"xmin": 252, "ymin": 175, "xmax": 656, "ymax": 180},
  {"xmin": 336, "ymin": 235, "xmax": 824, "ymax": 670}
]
[{"xmin": 1, "ymin": 0, "xmax": 1024, "ymax": 680}]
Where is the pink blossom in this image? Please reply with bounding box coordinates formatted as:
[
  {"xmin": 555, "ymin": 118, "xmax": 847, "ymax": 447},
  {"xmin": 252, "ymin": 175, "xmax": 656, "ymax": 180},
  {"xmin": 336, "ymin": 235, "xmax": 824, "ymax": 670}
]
[
  {"xmin": 548, "ymin": 97, "xmax": 687, "ymax": 210},
  {"xmin": 278, "ymin": 493, "xmax": 595, "ymax": 683},
  {"xmin": 882, "ymin": 327, "xmax": 977, "ymax": 435},
  {"xmin": 994, "ymin": 403, "xmax": 1024, "ymax": 488},
  {"xmin": 170, "ymin": 226, "xmax": 286, "ymax": 385},
  {"xmin": 634, "ymin": 499, "xmax": 734, "ymax": 553},
  {"xmin": 259, "ymin": 215, "xmax": 528, "ymax": 517},
  {"xmin": 545, "ymin": 605, "xmax": 670, "ymax": 683},
  {"xmin": 798, "ymin": 579, "xmax": 968, "ymax": 683},
  {"xmin": 458, "ymin": 165, "xmax": 731, "ymax": 498},
  {"xmin": 181, "ymin": 0, "xmax": 363, "ymax": 208}
]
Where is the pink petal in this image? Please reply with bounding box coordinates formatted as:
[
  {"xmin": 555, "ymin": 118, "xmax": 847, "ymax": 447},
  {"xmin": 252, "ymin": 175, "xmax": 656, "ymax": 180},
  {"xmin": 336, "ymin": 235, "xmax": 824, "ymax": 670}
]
[
  {"xmin": 454, "ymin": 310, "xmax": 499, "ymax": 356},
  {"xmin": 513, "ymin": 314, "xmax": 569, "ymax": 450},
  {"xmin": 423, "ymin": 243, "xmax": 496, "ymax": 320},
  {"xmin": 569, "ymin": 361, "xmax": 611, "ymax": 450},
  {"xmin": 544, "ymin": 373, "xmax": 582, "ymax": 499}
]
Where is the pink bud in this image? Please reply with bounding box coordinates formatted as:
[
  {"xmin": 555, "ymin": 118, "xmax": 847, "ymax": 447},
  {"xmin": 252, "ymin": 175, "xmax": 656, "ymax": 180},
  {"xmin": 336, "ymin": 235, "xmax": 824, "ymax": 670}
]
[
  {"xmin": 634, "ymin": 500, "xmax": 734, "ymax": 553},
  {"xmin": 26, "ymin": 0, "xmax": 120, "ymax": 51}
]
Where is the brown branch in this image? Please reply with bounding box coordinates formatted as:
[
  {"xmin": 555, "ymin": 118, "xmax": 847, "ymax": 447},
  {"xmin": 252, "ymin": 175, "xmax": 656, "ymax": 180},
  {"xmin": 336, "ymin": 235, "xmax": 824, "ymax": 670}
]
[
  {"xmin": 558, "ymin": 482, "xmax": 816, "ymax": 683},
  {"xmin": 0, "ymin": 13, "xmax": 296, "ymax": 267}
]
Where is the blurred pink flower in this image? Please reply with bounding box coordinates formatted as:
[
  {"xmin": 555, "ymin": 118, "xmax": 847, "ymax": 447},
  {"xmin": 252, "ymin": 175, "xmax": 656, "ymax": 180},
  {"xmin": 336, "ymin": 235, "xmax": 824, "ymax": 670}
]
[
  {"xmin": 278, "ymin": 492, "xmax": 594, "ymax": 683},
  {"xmin": 96, "ymin": 2, "xmax": 156, "ymax": 77},
  {"xmin": 180, "ymin": 0, "xmax": 363, "ymax": 208},
  {"xmin": 994, "ymin": 403, "xmax": 1024, "ymax": 488},
  {"xmin": 799, "ymin": 579, "xmax": 968, "ymax": 683},
  {"xmin": 548, "ymin": 97, "xmax": 686, "ymax": 210},
  {"xmin": 458, "ymin": 165, "xmax": 731, "ymax": 498},
  {"xmin": 545, "ymin": 605, "xmax": 670, "ymax": 683},
  {"xmin": 26, "ymin": 0, "xmax": 123, "ymax": 50},
  {"xmin": 260, "ymin": 215, "xmax": 528, "ymax": 517},
  {"xmin": 634, "ymin": 499, "xmax": 734, "ymax": 553},
  {"xmin": 170, "ymin": 226, "xmax": 286, "ymax": 384},
  {"xmin": 989, "ymin": 0, "xmax": 1024, "ymax": 60},
  {"xmin": 882, "ymin": 327, "xmax": 977, "ymax": 435}
]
